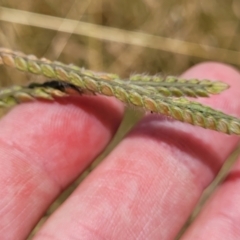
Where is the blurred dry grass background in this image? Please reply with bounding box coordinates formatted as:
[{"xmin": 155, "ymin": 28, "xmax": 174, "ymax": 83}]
[{"xmin": 1, "ymin": 0, "xmax": 240, "ymax": 239}]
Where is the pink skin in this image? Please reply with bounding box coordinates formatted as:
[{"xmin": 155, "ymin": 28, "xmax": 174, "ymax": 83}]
[{"xmin": 0, "ymin": 62, "xmax": 240, "ymax": 240}]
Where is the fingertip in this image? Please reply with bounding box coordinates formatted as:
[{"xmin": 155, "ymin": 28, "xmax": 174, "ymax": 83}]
[
  {"xmin": 182, "ymin": 61, "xmax": 240, "ymax": 86},
  {"xmin": 0, "ymin": 95, "xmax": 124, "ymax": 239}
]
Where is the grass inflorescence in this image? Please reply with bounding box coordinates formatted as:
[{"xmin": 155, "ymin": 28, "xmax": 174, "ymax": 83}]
[{"xmin": 1, "ymin": 47, "xmax": 240, "ymax": 135}]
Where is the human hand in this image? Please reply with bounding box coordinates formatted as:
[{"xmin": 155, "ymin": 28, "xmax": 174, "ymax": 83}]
[{"xmin": 1, "ymin": 62, "xmax": 240, "ymax": 239}]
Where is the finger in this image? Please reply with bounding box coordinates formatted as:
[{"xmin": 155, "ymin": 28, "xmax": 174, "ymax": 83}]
[
  {"xmin": 34, "ymin": 62, "xmax": 240, "ymax": 240},
  {"xmin": 181, "ymin": 157, "xmax": 240, "ymax": 240},
  {"xmin": 0, "ymin": 96, "xmax": 124, "ymax": 240}
]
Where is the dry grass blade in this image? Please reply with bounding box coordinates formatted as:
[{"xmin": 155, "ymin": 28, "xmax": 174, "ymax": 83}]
[{"xmin": 1, "ymin": 7, "xmax": 240, "ymax": 65}]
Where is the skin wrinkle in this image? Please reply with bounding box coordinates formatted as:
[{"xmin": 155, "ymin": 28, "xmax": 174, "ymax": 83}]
[
  {"xmin": 49, "ymin": 96, "xmax": 123, "ymax": 133},
  {"xmin": 0, "ymin": 178, "xmax": 52, "ymax": 238},
  {"xmin": 215, "ymin": 210, "xmax": 240, "ymax": 233},
  {"xmin": 0, "ymin": 141, "xmax": 31, "ymax": 187},
  {"xmin": 108, "ymin": 211, "xmax": 135, "ymax": 239},
  {"xmin": 92, "ymin": 126, "xmax": 201, "ymax": 239},
  {"xmin": 3, "ymin": 173, "xmax": 52, "ymax": 206},
  {"xmin": 35, "ymin": 142, "xmax": 79, "ymax": 190},
  {"xmin": 105, "ymin": 171, "xmax": 149, "ymax": 206},
  {"xmin": 110, "ymin": 154, "xmax": 158, "ymax": 234},
  {"xmin": 101, "ymin": 184, "xmax": 137, "ymax": 203},
  {"xmin": 104, "ymin": 195, "xmax": 140, "ymax": 240},
  {"xmin": 181, "ymin": 159, "xmax": 240, "ymax": 239},
  {"xmin": 101, "ymin": 159, "xmax": 150, "ymax": 181},
  {"xmin": 81, "ymin": 172, "xmax": 152, "ymax": 230},
  {"xmin": 98, "ymin": 168, "xmax": 149, "ymax": 206},
  {"xmin": 71, "ymin": 220, "xmax": 107, "ymax": 240},
  {"xmin": 0, "ymin": 135, "xmax": 37, "ymax": 164},
  {"xmin": 87, "ymin": 186, "xmax": 137, "ymax": 231},
  {"xmin": 132, "ymin": 169, "xmax": 174, "ymax": 233},
  {"xmin": 61, "ymin": 172, "xmax": 141, "ymax": 238},
  {"xmin": 145, "ymin": 225, "xmax": 163, "ymax": 240},
  {"xmin": 122, "ymin": 118, "xmax": 232, "ymax": 238},
  {"xmin": 130, "ymin": 119, "xmax": 234, "ymax": 189},
  {"xmin": 62, "ymin": 186, "xmax": 115, "ymax": 231},
  {"xmin": 129, "ymin": 172, "xmax": 158, "ymax": 214},
  {"xmin": 1, "ymin": 98, "xmax": 121, "ymax": 189},
  {"xmin": 0, "ymin": 95, "xmax": 123, "ymax": 143},
  {"xmin": 104, "ymin": 141, "xmax": 165, "ymax": 176},
  {"xmin": 0, "ymin": 133, "xmax": 64, "ymax": 193},
  {"xmin": 113, "ymin": 222, "xmax": 138, "ymax": 240},
  {"xmin": 66, "ymin": 96, "xmax": 123, "ymax": 133},
  {"xmin": 103, "ymin": 167, "xmax": 146, "ymax": 181},
  {"xmin": 136, "ymin": 205, "xmax": 161, "ymax": 239},
  {"xmin": 145, "ymin": 172, "xmax": 185, "ymax": 239},
  {"xmin": 106, "ymin": 144, "xmax": 178, "ymax": 239},
  {"xmin": 0, "ymin": 139, "xmax": 58, "ymax": 196},
  {"xmin": 198, "ymin": 214, "xmax": 239, "ymax": 239},
  {"xmin": 210, "ymin": 185, "xmax": 240, "ymax": 234},
  {"xmin": 61, "ymin": 208, "xmax": 112, "ymax": 240},
  {"xmin": 2, "ymin": 181, "xmax": 38, "ymax": 230}
]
